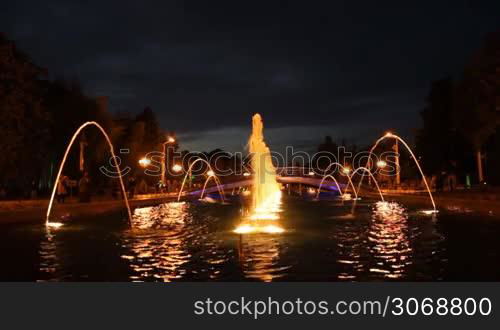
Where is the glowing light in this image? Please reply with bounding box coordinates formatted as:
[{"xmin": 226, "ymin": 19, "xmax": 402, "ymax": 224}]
[
  {"xmin": 167, "ymin": 136, "xmax": 175, "ymax": 143},
  {"xmin": 172, "ymin": 164, "xmax": 182, "ymax": 172},
  {"xmin": 234, "ymin": 224, "xmax": 255, "ymax": 234},
  {"xmin": 46, "ymin": 222, "xmax": 63, "ymax": 229},
  {"xmin": 139, "ymin": 158, "xmax": 151, "ymax": 167},
  {"xmin": 377, "ymin": 160, "xmax": 387, "ymax": 168},
  {"xmin": 341, "ymin": 193, "xmax": 352, "ymax": 200},
  {"xmin": 207, "ymin": 170, "xmax": 215, "ymax": 177},
  {"xmin": 307, "ymin": 187, "xmax": 316, "ymax": 194},
  {"xmin": 233, "ymin": 224, "xmax": 284, "ymax": 234},
  {"xmin": 243, "ymin": 172, "xmax": 251, "ymax": 177},
  {"xmin": 236, "ymin": 115, "xmax": 284, "ymax": 235},
  {"xmin": 420, "ymin": 210, "xmax": 439, "ymax": 215},
  {"xmin": 308, "ymin": 171, "xmax": 315, "ymax": 176},
  {"xmin": 249, "ymin": 213, "xmax": 280, "ymax": 220},
  {"xmin": 342, "ymin": 167, "xmax": 351, "ymax": 174},
  {"xmin": 385, "ymin": 132, "xmax": 393, "ymax": 137},
  {"xmin": 242, "ymin": 190, "xmax": 251, "ymax": 196}
]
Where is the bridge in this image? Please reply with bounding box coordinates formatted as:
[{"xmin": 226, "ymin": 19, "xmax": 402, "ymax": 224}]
[{"xmin": 184, "ymin": 175, "xmax": 346, "ymax": 197}]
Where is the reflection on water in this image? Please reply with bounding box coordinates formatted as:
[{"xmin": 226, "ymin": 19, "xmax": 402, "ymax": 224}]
[
  {"xmin": 29, "ymin": 197, "xmax": 457, "ymax": 281},
  {"xmin": 331, "ymin": 201, "xmax": 446, "ymax": 281},
  {"xmin": 123, "ymin": 202, "xmax": 220, "ymax": 281},
  {"xmin": 38, "ymin": 229, "xmax": 60, "ymax": 281},
  {"xmin": 237, "ymin": 234, "xmax": 290, "ymax": 282},
  {"xmin": 368, "ymin": 201, "xmax": 412, "ymax": 279},
  {"xmin": 332, "ymin": 219, "xmax": 365, "ymax": 281}
]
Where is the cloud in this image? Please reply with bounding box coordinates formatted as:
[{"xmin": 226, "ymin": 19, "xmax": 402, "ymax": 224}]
[{"xmin": 2, "ymin": 0, "xmax": 499, "ymax": 151}]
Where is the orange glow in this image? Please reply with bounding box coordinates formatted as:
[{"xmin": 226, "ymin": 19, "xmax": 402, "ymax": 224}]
[
  {"xmin": 167, "ymin": 136, "xmax": 175, "ymax": 143},
  {"xmin": 234, "ymin": 223, "xmax": 284, "ymax": 234},
  {"xmin": 46, "ymin": 222, "xmax": 64, "ymax": 229},
  {"xmin": 207, "ymin": 170, "xmax": 215, "ymax": 177},
  {"xmin": 139, "ymin": 158, "xmax": 151, "ymax": 167},
  {"xmin": 172, "ymin": 164, "xmax": 182, "ymax": 172},
  {"xmin": 342, "ymin": 167, "xmax": 351, "ymax": 174},
  {"xmin": 420, "ymin": 210, "xmax": 439, "ymax": 215},
  {"xmin": 235, "ymin": 114, "xmax": 284, "ymax": 235},
  {"xmin": 377, "ymin": 160, "xmax": 387, "ymax": 168},
  {"xmin": 341, "ymin": 193, "xmax": 352, "ymax": 200}
]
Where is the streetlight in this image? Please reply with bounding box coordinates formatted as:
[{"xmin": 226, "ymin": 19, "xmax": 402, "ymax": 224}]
[
  {"xmin": 139, "ymin": 157, "xmax": 150, "ymax": 167},
  {"xmin": 172, "ymin": 164, "xmax": 182, "ymax": 173},
  {"xmin": 377, "ymin": 160, "xmax": 387, "ymax": 168},
  {"xmin": 162, "ymin": 135, "xmax": 177, "ymax": 184}
]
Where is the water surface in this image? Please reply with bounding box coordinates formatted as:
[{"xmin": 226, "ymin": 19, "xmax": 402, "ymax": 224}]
[{"xmin": 1, "ymin": 196, "xmax": 499, "ymax": 281}]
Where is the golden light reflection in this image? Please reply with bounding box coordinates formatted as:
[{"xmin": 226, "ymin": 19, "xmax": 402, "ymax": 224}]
[
  {"xmin": 341, "ymin": 193, "xmax": 352, "ymax": 200},
  {"xmin": 368, "ymin": 201, "xmax": 411, "ymax": 280},
  {"xmin": 46, "ymin": 222, "xmax": 64, "ymax": 229},
  {"xmin": 172, "ymin": 164, "xmax": 182, "ymax": 172},
  {"xmin": 138, "ymin": 157, "xmax": 151, "ymax": 167},
  {"xmin": 237, "ymin": 234, "xmax": 288, "ymax": 282},
  {"xmin": 420, "ymin": 210, "xmax": 439, "ymax": 215},
  {"xmin": 234, "ymin": 224, "xmax": 284, "ymax": 234},
  {"xmin": 132, "ymin": 202, "xmax": 186, "ymax": 229},
  {"xmin": 234, "ymin": 191, "xmax": 284, "ymax": 234},
  {"xmin": 124, "ymin": 202, "xmax": 192, "ymax": 281}
]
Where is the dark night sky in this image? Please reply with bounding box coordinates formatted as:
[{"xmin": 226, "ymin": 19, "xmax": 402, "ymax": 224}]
[{"xmin": 2, "ymin": 1, "xmax": 500, "ymax": 153}]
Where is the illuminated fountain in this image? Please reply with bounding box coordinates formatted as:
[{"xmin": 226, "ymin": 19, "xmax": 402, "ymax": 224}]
[
  {"xmin": 46, "ymin": 121, "xmax": 132, "ymax": 228},
  {"xmin": 315, "ymin": 162, "xmax": 358, "ymax": 200},
  {"xmin": 234, "ymin": 114, "xmax": 284, "ymax": 234},
  {"xmin": 350, "ymin": 167, "xmax": 385, "ymax": 202},
  {"xmin": 359, "ymin": 132, "xmax": 437, "ymax": 213},
  {"xmin": 315, "ymin": 175, "xmax": 344, "ymax": 199},
  {"xmin": 177, "ymin": 158, "xmax": 225, "ymax": 202},
  {"xmin": 200, "ymin": 170, "xmax": 224, "ymax": 201}
]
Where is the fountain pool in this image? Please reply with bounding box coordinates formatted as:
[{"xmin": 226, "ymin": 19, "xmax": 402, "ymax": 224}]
[{"xmin": 1, "ymin": 196, "xmax": 500, "ymax": 281}]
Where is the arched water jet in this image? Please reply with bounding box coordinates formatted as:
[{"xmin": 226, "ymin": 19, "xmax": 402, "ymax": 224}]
[
  {"xmin": 315, "ymin": 175, "xmax": 344, "ymax": 199},
  {"xmin": 46, "ymin": 121, "xmax": 132, "ymax": 226},
  {"xmin": 350, "ymin": 167, "xmax": 385, "ymax": 202},
  {"xmin": 358, "ymin": 133, "xmax": 436, "ymax": 211},
  {"xmin": 177, "ymin": 158, "xmax": 225, "ymax": 202},
  {"xmin": 321, "ymin": 162, "xmax": 358, "ymax": 199},
  {"xmin": 200, "ymin": 174, "xmax": 226, "ymax": 200}
]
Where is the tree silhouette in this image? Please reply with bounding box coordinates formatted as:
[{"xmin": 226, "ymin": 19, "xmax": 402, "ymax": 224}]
[
  {"xmin": 0, "ymin": 33, "xmax": 50, "ymax": 188},
  {"xmin": 453, "ymin": 31, "xmax": 500, "ymax": 182}
]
